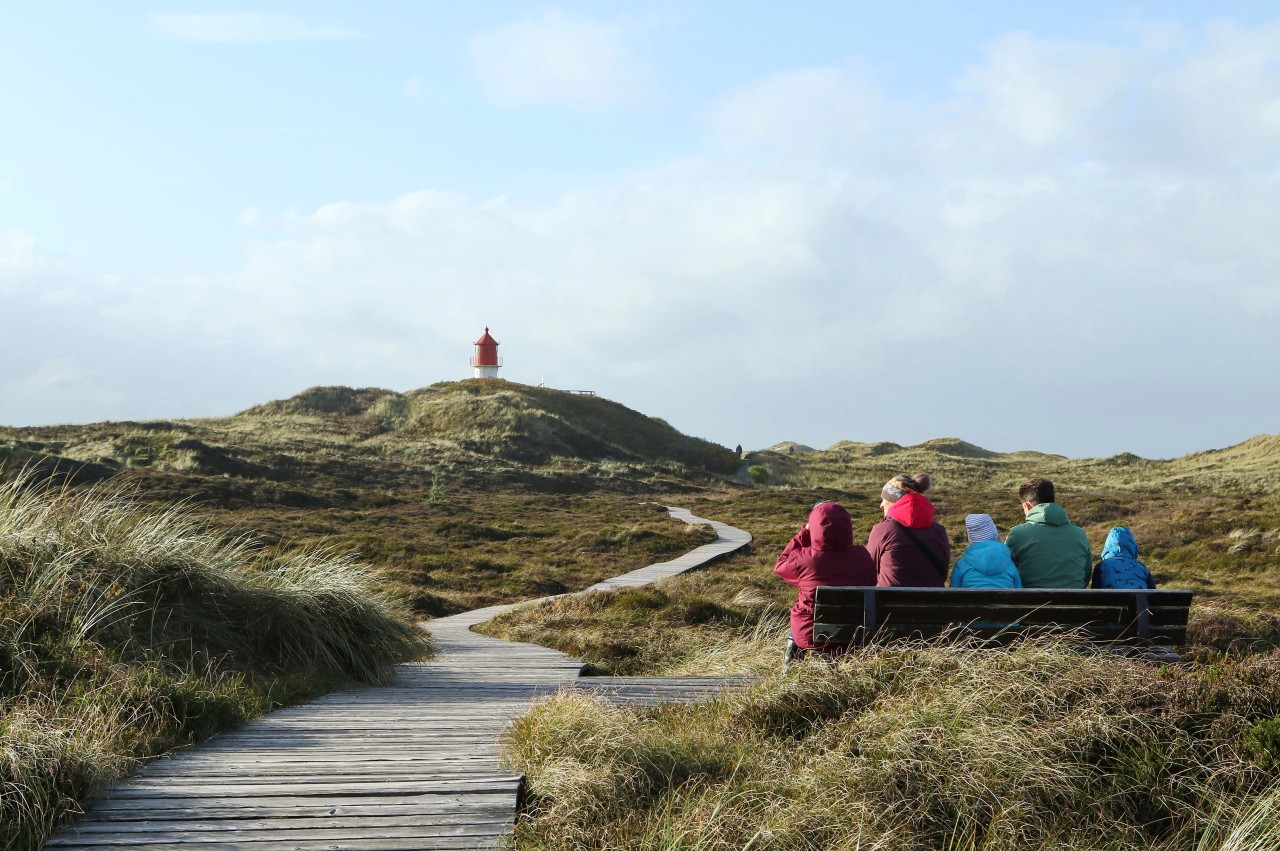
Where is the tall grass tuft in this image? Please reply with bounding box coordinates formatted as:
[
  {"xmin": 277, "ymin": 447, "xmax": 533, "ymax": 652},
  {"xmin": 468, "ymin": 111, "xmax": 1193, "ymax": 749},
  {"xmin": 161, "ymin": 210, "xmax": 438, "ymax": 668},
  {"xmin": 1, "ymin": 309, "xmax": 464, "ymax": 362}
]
[
  {"xmin": 1185, "ymin": 783, "xmax": 1280, "ymax": 851},
  {"xmin": 0, "ymin": 475, "xmax": 427, "ymax": 684},
  {"xmin": 1, "ymin": 473, "xmax": 430, "ymax": 850}
]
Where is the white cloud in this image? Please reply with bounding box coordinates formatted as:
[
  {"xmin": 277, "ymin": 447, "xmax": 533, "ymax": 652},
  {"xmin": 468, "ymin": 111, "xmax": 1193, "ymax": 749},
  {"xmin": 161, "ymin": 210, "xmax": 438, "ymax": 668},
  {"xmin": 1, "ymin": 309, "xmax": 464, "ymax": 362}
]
[
  {"xmin": 951, "ymin": 31, "xmax": 1136, "ymax": 150},
  {"xmin": 1138, "ymin": 20, "xmax": 1280, "ymax": 170},
  {"xmin": 709, "ymin": 68, "xmax": 882, "ymax": 160},
  {"xmin": 150, "ymin": 13, "xmax": 363, "ymax": 44},
  {"xmin": 470, "ymin": 9, "xmax": 651, "ymax": 108},
  {"xmin": 0, "ymin": 230, "xmax": 42, "ymax": 275},
  {"xmin": 6, "ymin": 23, "xmax": 1280, "ymax": 458}
]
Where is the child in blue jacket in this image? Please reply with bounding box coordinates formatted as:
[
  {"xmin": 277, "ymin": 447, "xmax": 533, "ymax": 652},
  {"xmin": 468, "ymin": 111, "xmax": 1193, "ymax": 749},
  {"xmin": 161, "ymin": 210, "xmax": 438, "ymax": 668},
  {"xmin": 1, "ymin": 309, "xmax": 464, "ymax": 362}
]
[
  {"xmin": 950, "ymin": 514, "xmax": 1021, "ymax": 589},
  {"xmin": 1092, "ymin": 527, "xmax": 1156, "ymax": 589}
]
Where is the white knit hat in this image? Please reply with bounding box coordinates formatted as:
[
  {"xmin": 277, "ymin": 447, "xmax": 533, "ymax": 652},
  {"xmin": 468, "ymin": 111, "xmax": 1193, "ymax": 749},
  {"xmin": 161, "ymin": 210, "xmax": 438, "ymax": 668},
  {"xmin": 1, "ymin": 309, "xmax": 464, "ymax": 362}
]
[{"xmin": 965, "ymin": 513, "xmax": 999, "ymax": 544}]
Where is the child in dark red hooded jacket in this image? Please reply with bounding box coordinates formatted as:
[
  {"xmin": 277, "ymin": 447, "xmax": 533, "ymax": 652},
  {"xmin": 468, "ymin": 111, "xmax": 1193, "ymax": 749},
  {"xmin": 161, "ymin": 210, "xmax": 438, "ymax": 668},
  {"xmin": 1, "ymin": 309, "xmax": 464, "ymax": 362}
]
[
  {"xmin": 867, "ymin": 473, "xmax": 950, "ymax": 587},
  {"xmin": 775, "ymin": 502, "xmax": 875, "ymax": 655}
]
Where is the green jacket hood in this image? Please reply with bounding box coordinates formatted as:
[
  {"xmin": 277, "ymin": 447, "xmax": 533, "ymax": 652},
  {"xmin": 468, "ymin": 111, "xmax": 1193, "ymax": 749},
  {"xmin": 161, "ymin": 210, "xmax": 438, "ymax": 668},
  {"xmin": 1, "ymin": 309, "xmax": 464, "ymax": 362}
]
[{"xmin": 1026, "ymin": 502, "xmax": 1071, "ymax": 526}]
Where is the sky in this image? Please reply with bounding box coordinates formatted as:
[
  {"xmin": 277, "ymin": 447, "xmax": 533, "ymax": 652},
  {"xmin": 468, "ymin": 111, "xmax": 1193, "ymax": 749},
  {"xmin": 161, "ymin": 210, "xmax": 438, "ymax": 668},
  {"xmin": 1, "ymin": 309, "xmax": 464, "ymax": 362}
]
[{"xmin": 2, "ymin": 2, "xmax": 1279, "ymax": 460}]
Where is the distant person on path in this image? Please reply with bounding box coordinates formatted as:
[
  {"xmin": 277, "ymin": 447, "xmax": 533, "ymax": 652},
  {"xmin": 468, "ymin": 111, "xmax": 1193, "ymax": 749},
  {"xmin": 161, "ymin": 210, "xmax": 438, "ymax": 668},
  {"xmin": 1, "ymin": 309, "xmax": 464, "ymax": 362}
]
[
  {"xmin": 950, "ymin": 513, "xmax": 1021, "ymax": 589},
  {"xmin": 775, "ymin": 502, "xmax": 875, "ymax": 665},
  {"xmin": 1092, "ymin": 527, "xmax": 1156, "ymax": 589},
  {"xmin": 867, "ymin": 473, "xmax": 950, "ymax": 586},
  {"xmin": 1005, "ymin": 477, "xmax": 1092, "ymax": 588}
]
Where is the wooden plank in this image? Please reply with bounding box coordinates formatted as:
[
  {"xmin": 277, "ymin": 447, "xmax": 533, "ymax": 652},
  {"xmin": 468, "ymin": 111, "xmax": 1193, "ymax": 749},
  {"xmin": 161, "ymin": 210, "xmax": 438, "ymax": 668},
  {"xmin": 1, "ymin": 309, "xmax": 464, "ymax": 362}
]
[
  {"xmin": 47, "ymin": 834, "xmax": 507, "ymax": 849},
  {"xmin": 53, "ymin": 813, "xmax": 514, "ymax": 834},
  {"xmin": 144, "ymin": 756, "xmax": 499, "ymax": 771},
  {"xmin": 815, "ymin": 587, "xmax": 1192, "ymax": 606},
  {"xmin": 815, "ymin": 603, "xmax": 1133, "ymax": 624},
  {"xmin": 813, "ymin": 586, "xmax": 1192, "ymax": 647},
  {"xmin": 86, "ymin": 793, "xmax": 516, "ymax": 817},
  {"xmin": 106, "ymin": 781, "xmax": 521, "ymax": 798},
  {"xmin": 55, "ymin": 814, "xmax": 514, "ymax": 835},
  {"xmin": 815, "ymin": 623, "xmax": 1187, "ymax": 644}
]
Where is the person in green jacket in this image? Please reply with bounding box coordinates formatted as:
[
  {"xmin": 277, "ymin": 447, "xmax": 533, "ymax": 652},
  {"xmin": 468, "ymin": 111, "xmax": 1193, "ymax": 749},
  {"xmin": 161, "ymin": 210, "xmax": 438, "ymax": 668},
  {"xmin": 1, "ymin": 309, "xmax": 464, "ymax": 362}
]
[{"xmin": 1006, "ymin": 477, "xmax": 1092, "ymax": 588}]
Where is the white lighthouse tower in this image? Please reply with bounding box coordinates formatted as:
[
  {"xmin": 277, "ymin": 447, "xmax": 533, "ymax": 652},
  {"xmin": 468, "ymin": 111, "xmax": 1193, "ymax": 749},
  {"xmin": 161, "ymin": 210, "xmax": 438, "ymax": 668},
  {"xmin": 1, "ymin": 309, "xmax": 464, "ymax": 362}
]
[{"xmin": 470, "ymin": 327, "xmax": 502, "ymax": 378}]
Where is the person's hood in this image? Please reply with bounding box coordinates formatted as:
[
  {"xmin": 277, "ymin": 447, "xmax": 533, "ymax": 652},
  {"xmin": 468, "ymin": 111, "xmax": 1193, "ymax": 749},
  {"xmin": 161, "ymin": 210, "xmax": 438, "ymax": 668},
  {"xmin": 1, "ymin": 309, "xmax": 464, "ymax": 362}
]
[
  {"xmin": 1101, "ymin": 526, "xmax": 1138, "ymax": 560},
  {"xmin": 1025, "ymin": 502, "xmax": 1070, "ymax": 526},
  {"xmin": 967, "ymin": 540, "xmax": 1008, "ymax": 573},
  {"xmin": 809, "ymin": 502, "xmax": 854, "ymax": 551},
  {"xmin": 886, "ymin": 491, "xmax": 935, "ymax": 529}
]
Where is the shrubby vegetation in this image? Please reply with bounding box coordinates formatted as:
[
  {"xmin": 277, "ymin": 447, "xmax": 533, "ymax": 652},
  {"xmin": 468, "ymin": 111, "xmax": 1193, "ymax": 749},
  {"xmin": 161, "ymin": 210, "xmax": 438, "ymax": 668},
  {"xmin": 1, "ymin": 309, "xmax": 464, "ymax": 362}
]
[
  {"xmin": 489, "ymin": 441, "xmax": 1280, "ymax": 849},
  {"xmin": 239, "ymin": 380, "xmax": 738, "ymax": 472},
  {"xmin": 0, "ymin": 381, "xmax": 738, "ymax": 617},
  {"xmin": 506, "ymin": 641, "xmax": 1280, "ymax": 850},
  {"xmin": 5, "ymin": 383, "xmax": 1279, "ymax": 849},
  {"xmin": 0, "ymin": 476, "xmax": 429, "ymax": 850}
]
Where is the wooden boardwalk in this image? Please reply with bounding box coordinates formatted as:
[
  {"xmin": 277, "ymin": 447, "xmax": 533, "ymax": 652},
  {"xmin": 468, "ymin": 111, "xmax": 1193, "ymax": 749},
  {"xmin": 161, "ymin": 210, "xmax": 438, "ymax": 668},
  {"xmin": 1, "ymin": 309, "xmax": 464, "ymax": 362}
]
[{"xmin": 45, "ymin": 506, "xmax": 751, "ymax": 851}]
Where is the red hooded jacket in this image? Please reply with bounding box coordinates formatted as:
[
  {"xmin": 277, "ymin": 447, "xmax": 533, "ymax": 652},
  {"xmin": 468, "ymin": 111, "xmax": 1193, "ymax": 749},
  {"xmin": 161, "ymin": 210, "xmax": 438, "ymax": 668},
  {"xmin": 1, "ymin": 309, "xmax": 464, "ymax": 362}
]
[
  {"xmin": 867, "ymin": 491, "xmax": 951, "ymax": 587},
  {"xmin": 775, "ymin": 502, "xmax": 875, "ymax": 650}
]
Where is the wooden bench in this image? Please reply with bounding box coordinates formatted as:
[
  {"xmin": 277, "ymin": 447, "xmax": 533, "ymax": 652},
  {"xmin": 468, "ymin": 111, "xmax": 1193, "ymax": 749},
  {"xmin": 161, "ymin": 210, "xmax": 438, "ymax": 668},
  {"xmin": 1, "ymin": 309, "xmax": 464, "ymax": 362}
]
[{"xmin": 812, "ymin": 587, "xmax": 1194, "ymax": 650}]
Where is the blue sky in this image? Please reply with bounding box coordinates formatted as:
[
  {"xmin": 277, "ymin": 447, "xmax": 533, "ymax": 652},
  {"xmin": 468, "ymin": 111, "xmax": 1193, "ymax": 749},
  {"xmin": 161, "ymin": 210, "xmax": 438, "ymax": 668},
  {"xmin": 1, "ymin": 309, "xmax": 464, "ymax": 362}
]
[{"xmin": 3, "ymin": 2, "xmax": 1280, "ymax": 458}]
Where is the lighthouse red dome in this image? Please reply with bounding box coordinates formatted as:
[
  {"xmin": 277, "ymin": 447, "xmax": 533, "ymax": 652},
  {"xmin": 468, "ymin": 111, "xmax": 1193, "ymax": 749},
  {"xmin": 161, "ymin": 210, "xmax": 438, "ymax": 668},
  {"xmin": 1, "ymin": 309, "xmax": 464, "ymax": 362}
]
[{"xmin": 471, "ymin": 327, "xmax": 500, "ymax": 368}]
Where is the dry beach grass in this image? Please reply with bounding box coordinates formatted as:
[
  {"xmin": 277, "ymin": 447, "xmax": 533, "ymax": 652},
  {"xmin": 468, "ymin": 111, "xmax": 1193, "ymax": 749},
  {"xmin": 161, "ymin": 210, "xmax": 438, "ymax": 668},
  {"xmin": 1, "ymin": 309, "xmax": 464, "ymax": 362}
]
[{"xmin": 505, "ymin": 641, "xmax": 1280, "ymax": 850}]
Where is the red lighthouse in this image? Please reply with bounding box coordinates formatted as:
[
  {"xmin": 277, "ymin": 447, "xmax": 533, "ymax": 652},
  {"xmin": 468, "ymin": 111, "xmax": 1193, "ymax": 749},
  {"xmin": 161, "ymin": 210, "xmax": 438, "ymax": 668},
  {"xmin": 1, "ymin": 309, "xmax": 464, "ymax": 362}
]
[{"xmin": 470, "ymin": 327, "xmax": 502, "ymax": 378}]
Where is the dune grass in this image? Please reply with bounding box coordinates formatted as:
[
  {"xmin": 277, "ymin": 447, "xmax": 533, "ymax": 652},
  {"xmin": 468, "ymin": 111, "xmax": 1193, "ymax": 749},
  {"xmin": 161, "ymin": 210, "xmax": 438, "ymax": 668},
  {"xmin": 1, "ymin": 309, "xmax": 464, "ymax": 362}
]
[
  {"xmin": 505, "ymin": 639, "xmax": 1280, "ymax": 850},
  {"xmin": 491, "ymin": 482, "xmax": 1280, "ymax": 849},
  {"xmin": 1, "ymin": 381, "xmax": 737, "ymax": 619},
  {"xmin": 0, "ymin": 475, "xmax": 429, "ymax": 850}
]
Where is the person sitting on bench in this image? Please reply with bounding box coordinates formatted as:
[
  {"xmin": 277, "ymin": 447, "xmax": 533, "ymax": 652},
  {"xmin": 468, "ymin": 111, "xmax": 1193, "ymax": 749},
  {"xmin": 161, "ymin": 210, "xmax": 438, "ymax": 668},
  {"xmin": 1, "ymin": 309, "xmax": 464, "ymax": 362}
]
[
  {"xmin": 1006, "ymin": 476, "xmax": 1091, "ymax": 588},
  {"xmin": 775, "ymin": 502, "xmax": 875, "ymax": 667},
  {"xmin": 1092, "ymin": 526, "xmax": 1156, "ymax": 590},
  {"xmin": 867, "ymin": 473, "xmax": 950, "ymax": 587},
  {"xmin": 950, "ymin": 513, "xmax": 1021, "ymax": 589}
]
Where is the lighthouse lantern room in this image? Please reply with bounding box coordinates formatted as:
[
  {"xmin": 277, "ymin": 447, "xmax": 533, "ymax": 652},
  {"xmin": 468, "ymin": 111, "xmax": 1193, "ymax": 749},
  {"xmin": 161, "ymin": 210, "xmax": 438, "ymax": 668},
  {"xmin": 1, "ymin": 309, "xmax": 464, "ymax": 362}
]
[{"xmin": 470, "ymin": 327, "xmax": 502, "ymax": 378}]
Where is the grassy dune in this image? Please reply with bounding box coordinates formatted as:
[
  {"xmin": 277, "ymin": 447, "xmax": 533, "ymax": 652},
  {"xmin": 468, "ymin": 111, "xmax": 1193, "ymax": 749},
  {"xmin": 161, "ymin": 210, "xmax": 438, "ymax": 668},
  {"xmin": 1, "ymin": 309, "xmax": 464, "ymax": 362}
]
[
  {"xmin": 7, "ymin": 384, "xmax": 1280, "ymax": 849},
  {"xmin": 0, "ymin": 381, "xmax": 733, "ymax": 616},
  {"xmin": 493, "ymin": 437, "xmax": 1280, "ymax": 849},
  {"xmin": 0, "ymin": 476, "xmax": 429, "ymax": 850}
]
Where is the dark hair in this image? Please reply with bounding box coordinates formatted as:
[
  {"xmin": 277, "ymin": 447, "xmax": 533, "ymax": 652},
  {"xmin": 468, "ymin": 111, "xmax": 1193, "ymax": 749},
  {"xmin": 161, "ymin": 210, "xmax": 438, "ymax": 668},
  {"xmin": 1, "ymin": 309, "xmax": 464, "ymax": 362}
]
[{"xmin": 1018, "ymin": 477, "xmax": 1055, "ymax": 506}]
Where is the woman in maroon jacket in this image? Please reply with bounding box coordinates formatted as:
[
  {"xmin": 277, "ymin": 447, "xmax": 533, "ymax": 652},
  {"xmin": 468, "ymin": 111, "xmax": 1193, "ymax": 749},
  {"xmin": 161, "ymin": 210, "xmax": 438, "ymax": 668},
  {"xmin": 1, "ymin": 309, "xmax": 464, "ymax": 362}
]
[
  {"xmin": 775, "ymin": 502, "xmax": 875, "ymax": 664},
  {"xmin": 867, "ymin": 473, "xmax": 950, "ymax": 587}
]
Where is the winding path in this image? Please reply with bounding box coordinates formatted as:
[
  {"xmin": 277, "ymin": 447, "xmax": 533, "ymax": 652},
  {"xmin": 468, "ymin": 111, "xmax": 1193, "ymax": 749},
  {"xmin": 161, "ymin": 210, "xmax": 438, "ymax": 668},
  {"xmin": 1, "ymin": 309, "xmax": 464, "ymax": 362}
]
[{"xmin": 46, "ymin": 507, "xmax": 751, "ymax": 851}]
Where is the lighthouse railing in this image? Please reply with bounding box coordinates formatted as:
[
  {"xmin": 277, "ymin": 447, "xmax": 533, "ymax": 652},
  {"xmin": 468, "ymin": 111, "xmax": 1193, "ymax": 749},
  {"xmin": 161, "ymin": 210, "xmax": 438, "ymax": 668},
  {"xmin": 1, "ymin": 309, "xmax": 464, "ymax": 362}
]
[{"xmin": 469, "ymin": 356, "xmax": 504, "ymax": 368}]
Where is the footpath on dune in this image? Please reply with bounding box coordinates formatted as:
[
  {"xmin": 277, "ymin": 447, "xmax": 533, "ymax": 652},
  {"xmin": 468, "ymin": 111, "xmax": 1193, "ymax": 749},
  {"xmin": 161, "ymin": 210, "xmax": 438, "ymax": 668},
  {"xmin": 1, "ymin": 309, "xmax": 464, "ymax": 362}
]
[{"xmin": 46, "ymin": 506, "xmax": 752, "ymax": 851}]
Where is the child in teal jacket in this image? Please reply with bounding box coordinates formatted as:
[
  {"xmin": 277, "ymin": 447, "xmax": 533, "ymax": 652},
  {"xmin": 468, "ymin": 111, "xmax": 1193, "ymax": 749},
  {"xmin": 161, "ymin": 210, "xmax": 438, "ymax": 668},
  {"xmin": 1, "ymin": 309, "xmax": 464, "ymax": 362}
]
[{"xmin": 951, "ymin": 514, "xmax": 1022, "ymax": 589}]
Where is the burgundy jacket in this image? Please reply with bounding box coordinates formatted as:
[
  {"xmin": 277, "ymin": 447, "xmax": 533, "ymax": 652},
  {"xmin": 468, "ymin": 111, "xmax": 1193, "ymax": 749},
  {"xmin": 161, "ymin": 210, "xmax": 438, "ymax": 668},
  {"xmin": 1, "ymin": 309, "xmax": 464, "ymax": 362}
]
[
  {"xmin": 775, "ymin": 502, "xmax": 875, "ymax": 650},
  {"xmin": 867, "ymin": 492, "xmax": 951, "ymax": 587}
]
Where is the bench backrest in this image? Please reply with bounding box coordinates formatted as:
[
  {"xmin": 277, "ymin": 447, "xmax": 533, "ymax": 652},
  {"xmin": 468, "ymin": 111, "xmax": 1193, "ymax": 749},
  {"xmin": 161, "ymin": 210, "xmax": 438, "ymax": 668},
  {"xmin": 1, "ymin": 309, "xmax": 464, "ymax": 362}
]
[{"xmin": 812, "ymin": 587, "xmax": 1193, "ymax": 646}]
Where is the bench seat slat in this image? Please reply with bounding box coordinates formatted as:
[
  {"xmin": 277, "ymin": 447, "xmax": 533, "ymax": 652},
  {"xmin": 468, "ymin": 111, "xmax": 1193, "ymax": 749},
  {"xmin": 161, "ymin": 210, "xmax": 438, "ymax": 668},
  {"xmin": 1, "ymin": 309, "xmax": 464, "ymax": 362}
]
[
  {"xmin": 814, "ymin": 603, "xmax": 1132, "ymax": 625},
  {"xmin": 809, "ymin": 586, "xmax": 1193, "ymax": 648},
  {"xmin": 815, "ymin": 587, "xmax": 1192, "ymax": 605},
  {"xmin": 813, "ymin": 623, "xmax": 1188, "ymax": 645},
  {"xmin": 815, "ymin": 604, "xmax": 1190, "ymax": 628}
]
